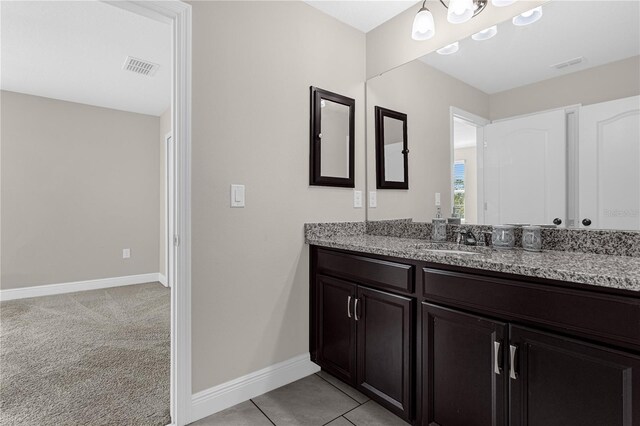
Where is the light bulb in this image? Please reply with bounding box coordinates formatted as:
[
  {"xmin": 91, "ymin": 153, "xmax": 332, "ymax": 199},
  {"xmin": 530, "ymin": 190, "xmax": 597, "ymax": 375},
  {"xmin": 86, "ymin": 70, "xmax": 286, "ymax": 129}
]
[
  {"xmin": 513, "ymin": 6, "xmax": 543, "ymax": 26},
  {"xmin": 436, "ymin": 42, "xmax": 460, "ymax": 55},
  {"xmin": 447, "ymin": 0, "xmax": 474, "ymax": 24},
  {"xmin": 412, "ymin": 7, "xmax": 435, "ymax": 40}
]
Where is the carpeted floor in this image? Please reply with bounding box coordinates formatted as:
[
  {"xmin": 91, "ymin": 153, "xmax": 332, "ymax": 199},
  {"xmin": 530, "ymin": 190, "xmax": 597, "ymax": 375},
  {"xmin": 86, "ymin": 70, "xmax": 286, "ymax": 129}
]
[{"xmin": 0, "ymin": 282, "xmax": 170, "ymax": 426}]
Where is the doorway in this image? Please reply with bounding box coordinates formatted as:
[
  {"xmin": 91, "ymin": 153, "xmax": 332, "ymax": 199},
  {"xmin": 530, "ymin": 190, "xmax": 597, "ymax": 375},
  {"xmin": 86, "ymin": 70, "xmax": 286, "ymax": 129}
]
[
  {"xmin": 450, "ymin": 108, "xmax": 489, "ymax": 224},
  {"xmin": 110, "ymin": 2, "xmax": 193, "ymax": 424}
]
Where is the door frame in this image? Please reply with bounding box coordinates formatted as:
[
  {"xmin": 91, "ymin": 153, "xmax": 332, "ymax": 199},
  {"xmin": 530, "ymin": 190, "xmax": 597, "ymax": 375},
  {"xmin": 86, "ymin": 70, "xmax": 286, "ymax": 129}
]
[
  {"xmin": 103, "ymin": 2, "xmax": 192, "ymax": 425},
  {"xmin": 449, "ymin": 107, "xmax": 489, "ymax": 224},
  {"xmin": 164, "ymin": 131, "xmax": 173, "ymax": 288}
]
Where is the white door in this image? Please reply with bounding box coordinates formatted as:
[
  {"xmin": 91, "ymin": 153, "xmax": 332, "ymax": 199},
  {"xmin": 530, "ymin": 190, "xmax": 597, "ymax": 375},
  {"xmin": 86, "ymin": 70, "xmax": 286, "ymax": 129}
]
[
  {"xmin": 484, "ymin": 109, "xmax": 566, "ymax": 226},
  {"xmin": 579, "ymin": 96, "xmax": 640, "ymax": 230}
]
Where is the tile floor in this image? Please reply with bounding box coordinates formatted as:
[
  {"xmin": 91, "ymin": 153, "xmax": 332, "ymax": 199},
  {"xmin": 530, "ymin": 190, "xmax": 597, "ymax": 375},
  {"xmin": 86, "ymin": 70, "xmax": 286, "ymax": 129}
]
[{"xmin": 191, "ymin": 371, "xmax": 410, "ymax": 426}]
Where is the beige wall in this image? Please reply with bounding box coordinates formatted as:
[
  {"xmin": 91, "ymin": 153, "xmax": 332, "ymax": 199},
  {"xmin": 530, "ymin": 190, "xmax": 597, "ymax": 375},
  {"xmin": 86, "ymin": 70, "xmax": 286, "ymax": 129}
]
[
  {"xmin": 367, "ymin": 60, "xmax": 489, "ymax": 222},
  {"xmin": 1, "ymin": 91, "xmax": 161, "ymax": 289},
  {"xmin": 190, "ymin": 1, "xmax": 365, "ymax": 393},
  {"xmin": 490, "ymin": 56, "xmax": 640, "ymax": 120},
  {"xmin": 366, "ymin": 0, "xmax": 546, "ymax": 79},
  {"xmin": 159, "ymin": 108, "xmax": 171, "ymax": 278}
]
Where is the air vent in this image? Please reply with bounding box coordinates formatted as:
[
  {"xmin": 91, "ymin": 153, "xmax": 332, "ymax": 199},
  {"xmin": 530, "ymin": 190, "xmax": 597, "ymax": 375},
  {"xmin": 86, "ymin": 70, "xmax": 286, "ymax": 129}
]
[
  {"xmin": 550, "ymin": 56, "xmax": 585, "ymax": 70},
  {"xmin": 122, "ymin": 56, "xmax": 159, "ymax": 76}
]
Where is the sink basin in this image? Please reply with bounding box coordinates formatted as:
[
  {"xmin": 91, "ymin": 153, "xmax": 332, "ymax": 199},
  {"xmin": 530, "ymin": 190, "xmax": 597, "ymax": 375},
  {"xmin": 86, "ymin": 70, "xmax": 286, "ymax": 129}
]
[
  {"xmin": 423, "ymin": 249, "xmax": 481, "ymax": 255},
  {"xmin": 410, "ymin": 242, "xmax": 489, "ymax": 255}
]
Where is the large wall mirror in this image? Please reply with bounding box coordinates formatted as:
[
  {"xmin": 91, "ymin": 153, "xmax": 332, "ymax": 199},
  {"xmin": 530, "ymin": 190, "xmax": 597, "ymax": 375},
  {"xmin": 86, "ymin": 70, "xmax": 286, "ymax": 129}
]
[
  {"xmin": 310, "ymin": 86, "xmax": 355, "ymax": 188},
  {"xmin": 366, "ymin": 0, "xmax": 640, "ymax": 231}
]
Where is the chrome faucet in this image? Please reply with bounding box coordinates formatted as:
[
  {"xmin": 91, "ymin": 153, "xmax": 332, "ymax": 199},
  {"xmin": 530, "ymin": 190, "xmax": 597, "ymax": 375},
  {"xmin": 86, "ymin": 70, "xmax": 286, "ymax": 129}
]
[{"xmin": 457, "ymin": 229, "xmax": 477, "ymax": 246}]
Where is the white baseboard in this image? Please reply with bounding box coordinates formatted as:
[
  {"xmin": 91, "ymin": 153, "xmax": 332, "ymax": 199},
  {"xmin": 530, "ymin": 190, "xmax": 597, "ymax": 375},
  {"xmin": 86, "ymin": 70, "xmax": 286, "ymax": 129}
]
[
  {"xmin": 190, "ymin": 353, "xmax": 320, "ymax": 423},
  {"xmin": 0, "ymin": 272, "xmax": 164, "ymax": 301},
  {"xmin": 159, "ymin": 274, "xmax": 168, "ymax": 287}
]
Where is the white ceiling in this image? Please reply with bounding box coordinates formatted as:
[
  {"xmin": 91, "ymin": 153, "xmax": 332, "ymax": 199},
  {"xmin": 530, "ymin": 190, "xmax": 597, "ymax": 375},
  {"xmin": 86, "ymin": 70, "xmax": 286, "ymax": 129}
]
[
  {"xmin": 1, "ymin": 1, "xmax": 171, "ymax": 116},
  {"xmin": 304, "ymin": 0, "xmax": 420, "ymax": 33},
  {"xmin": 421, "ymin": 0, "xmax": 640, "ymax": 94}
]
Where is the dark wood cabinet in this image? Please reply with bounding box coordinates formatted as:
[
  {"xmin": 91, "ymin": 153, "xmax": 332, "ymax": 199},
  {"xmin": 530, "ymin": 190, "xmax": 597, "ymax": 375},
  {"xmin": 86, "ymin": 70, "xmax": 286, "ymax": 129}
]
[
  {"xmin": 316, "ymin": 275, "xmax": 357, "ymax": 385},
  {"xmin": 357, "ymin": 286, "xmax": 414, "ymax": 419},
  {"xmin": 422, "ymin": 304, "xmax": 640, "ymax": 426},
  {"xmin": 509, "ymin": 325, "xmax": 640, "ymax": 426},
  {"xmin": 314, "ymin": 270, "xmax": 415, "ymax": 421},
  {"xmin": 422, "ymin": 303, "xmax": 507, "ymax": 426},
  {"xmin": 310, "ymin": 246, "xmax": 640, "ymax": 426}
]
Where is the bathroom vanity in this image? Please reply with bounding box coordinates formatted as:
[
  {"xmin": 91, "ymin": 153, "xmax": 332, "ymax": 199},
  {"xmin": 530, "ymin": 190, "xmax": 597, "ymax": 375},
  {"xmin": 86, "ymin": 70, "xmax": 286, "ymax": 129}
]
[
  {"xmin": 307, "ymin": 228, "xmax": 640, "ymax": 426},
  {"xmin": 306, "ymin": 1, "xmax": 640, "ymax": 423}
]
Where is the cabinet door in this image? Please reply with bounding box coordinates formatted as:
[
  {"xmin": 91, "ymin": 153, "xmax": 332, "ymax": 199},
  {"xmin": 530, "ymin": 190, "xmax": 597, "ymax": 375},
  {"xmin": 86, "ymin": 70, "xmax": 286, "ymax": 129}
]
[
  {"xmin": 356, "ymin": 286, "xmax": 414, "ymax": 420},
  {"xmin": 423, "ymin": 303, "xmax": 507, "ymax": 426},
  {"xmin": 317, "ymin": 275, "xmax": 357, "ymax": 385},
  {"xmin": 509, "ymin": 325, "xmax": 640, "ymax": 426}
]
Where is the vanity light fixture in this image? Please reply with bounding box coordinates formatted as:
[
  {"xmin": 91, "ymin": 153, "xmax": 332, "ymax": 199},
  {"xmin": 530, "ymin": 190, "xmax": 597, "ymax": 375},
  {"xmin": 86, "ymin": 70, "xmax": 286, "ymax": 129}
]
[
  {"xmin": 491, "ymin": 0, "xmax": 516, "ymax": 6},
  {"xmin": 411, "ymin": 1, "xmax": 436, "ymax": 41},
  {"xmin": 471, "ymin": 25, "xmax": 497, "ymax": 40},
  {"xmin": 513, "ymin": 6, "xmax": 543, "ymax": 26},
  {"xmin": 440, "ymin": 0, "xmax": 488, "ymax": 24},
  {"xmin": 437, "ymin": 41, "xmax": 460, "ymax": 55}
]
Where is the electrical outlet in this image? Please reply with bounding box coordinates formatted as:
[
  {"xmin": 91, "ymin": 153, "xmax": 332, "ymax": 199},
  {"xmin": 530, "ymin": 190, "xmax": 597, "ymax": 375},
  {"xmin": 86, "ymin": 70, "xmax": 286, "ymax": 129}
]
[
  {"xmin": 369, "ymin": 191, "xmax": 377, "ymax": 208},
  {"xmin": 353, "ymin": 190, "xmax": 363, "ymax": 208},
  {"xmin": 122, "ymin": 248, "xmax": 130, "ymax": 259}
]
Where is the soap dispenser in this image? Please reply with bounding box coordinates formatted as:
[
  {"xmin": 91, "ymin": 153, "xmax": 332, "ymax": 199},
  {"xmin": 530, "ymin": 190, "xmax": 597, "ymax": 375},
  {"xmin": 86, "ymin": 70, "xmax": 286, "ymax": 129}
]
[{"xmin": 432, "ymin": 207, "xmax": 447, "ymax": 242}]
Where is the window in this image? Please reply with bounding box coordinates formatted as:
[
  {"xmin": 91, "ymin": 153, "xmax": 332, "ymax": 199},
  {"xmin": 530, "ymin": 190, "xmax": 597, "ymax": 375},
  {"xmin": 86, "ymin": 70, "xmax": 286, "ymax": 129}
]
[{"xmin": 453, "ymin": 160, "xmax": 465, "ymax": 220}]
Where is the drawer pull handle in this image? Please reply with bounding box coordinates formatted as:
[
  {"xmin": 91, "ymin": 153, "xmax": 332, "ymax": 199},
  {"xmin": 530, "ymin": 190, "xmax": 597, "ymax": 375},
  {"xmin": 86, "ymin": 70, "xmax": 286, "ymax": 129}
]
[
  {"xmin": 354, "ymin": 298, "xmax": 360, "ymax": 321},
  {"xmin": 509, "ymin": 345, "xmax": 518, "ymax": 380},
  {"xmin": 347, "ymin": 296, "xmax": 352, "ymax": 318},
  {"xmin": 494, "ymin": 341, "xmax": 501, "ymax": 375}
]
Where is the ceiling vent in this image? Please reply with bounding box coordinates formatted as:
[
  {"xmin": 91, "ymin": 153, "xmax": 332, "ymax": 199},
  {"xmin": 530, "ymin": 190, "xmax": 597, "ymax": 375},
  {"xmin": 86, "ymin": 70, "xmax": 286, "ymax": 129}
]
[
  {"xmin": 122, "ymin": 56, "xmax": 159, "ymax": 76},
  {"xmin": 550, "ymin": 56, "xmax": 585, "ymax": 70}
]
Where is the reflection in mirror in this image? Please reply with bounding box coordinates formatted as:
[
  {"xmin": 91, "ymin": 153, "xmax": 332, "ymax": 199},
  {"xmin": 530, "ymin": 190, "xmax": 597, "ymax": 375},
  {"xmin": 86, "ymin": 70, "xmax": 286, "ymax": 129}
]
[
  {"xmin": 310, "ymin": 86, "xmax": 355, "ymax": 187},
  {"xmin": 320, "ymin": 99, "xmax": 350, "ymax": 178},
  {"xmin": 375, "ymin": 107, "xmax": 408, "ymax": 189},
  {"xmin": 452, "ymin": 116, "xmax": 481, "ymax": 224},
  {"xmin": 366, "ymin": 0, "xmax": 640, "ymax": 230}
]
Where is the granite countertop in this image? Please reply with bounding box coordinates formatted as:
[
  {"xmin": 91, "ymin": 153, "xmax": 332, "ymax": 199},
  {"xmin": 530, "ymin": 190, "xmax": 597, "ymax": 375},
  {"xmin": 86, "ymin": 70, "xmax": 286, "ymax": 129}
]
[{"xmin": 306, "ymin": 234, "xmax": 640, "ymax": 293}]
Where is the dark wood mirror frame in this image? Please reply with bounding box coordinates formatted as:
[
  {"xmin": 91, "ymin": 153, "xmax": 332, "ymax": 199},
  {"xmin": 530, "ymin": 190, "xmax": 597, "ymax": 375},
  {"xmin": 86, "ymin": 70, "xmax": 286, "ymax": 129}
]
[
  {"xmin": 310, "ymin": 86, "xmax": 355, "ymax": 188},
  {"xmin": 375, "ymin": 106, "xmax": 409, "ymax": 189}
]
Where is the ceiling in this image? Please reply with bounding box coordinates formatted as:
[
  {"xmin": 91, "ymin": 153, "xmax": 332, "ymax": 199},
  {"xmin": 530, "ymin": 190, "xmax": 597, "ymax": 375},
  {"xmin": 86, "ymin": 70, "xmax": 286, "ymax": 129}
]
[
  {"xmin": 304, "ymin": 1, "xmax": 420, "ymax": 33},
  {"xmin": 420, "ymin": 0, "xmax": 640, "ymax": 94},
  {"xmin": 1, "ymin": 1, "xmax": 171, "ymax": 116}
]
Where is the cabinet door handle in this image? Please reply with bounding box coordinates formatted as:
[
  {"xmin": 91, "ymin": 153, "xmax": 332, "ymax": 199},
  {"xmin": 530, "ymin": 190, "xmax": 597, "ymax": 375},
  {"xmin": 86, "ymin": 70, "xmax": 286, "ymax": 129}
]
[
  {"xmin": 494, "ymin": 341, "xmax": 501, "ymax": 375},
  {"xmin": 347, "ymin": 296, "xmax": 352, "ymax": 318},
  {"xmin": 354, "ymin": 298, "xmax": 360, "ymax": 321},
  {"xmin": 509, "ymin": 345, "xmax": 518, "ymax": 380}
]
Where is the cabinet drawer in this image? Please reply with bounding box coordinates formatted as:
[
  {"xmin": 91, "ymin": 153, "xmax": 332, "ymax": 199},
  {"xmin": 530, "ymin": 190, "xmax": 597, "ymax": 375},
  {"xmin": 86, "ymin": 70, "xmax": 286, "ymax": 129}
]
[
  {"xmin": 423, "ymin": 268, "xmax": 640, "ymax": 349},
  {"xmin": 316, "ymin": 249, "xmax": 414, "ymax": 294}
]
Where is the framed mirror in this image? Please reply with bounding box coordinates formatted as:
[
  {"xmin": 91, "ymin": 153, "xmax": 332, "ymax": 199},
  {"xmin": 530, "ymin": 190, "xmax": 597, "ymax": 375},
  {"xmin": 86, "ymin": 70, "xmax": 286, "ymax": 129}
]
[
  {"xmin": 309, "ymin": 86, "xmax": 355, "ymax": 188},
  {"xmin": 375, "ymin": 106, "xmax": 408, "ymax": 189}
]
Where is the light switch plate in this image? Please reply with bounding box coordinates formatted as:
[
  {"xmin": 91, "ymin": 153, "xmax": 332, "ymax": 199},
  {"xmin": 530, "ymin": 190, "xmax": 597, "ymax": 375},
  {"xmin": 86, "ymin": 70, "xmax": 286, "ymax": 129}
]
[
  {"xmin": 353, "ymin": 190, "xmax": 363, "ymax": 208},
  {"xmin": 369, "ymin": 191, "xmax": 377, "ymax": 208},
  {"xmin": 122, "ymin": 248, "xmax": 130, "ymax": 259},
  {"xmin": 231, "ymin": 184, "xmax": 245, "ymax": 208}
]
